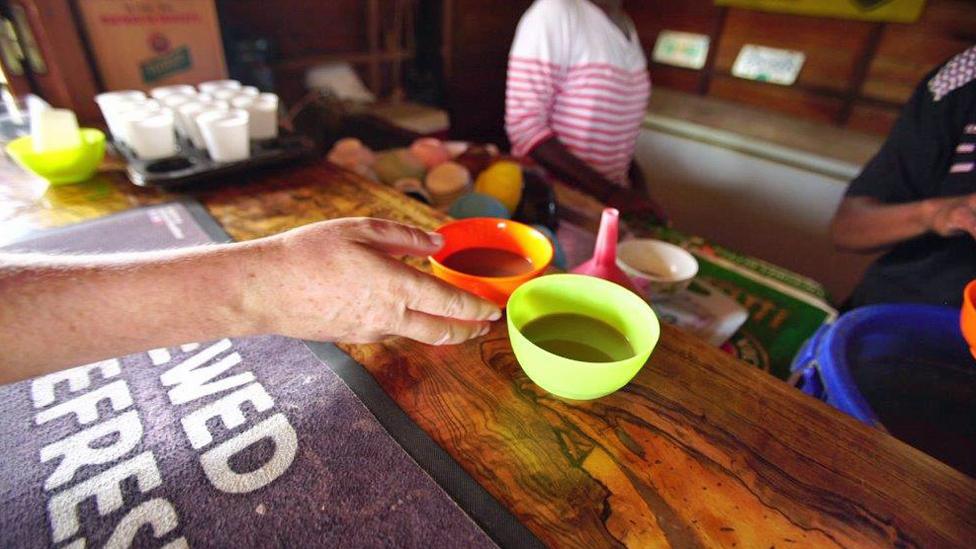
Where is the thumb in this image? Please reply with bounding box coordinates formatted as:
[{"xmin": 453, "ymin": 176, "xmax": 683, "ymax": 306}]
[{"xmin": 352, "ymin": 218, "xmax": 445, "ymax": 256}]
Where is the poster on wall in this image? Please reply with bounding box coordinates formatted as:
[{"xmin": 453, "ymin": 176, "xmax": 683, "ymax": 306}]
[
  {"xmin": 77, "ymin": 0, "xmax": 228, "ymax": 92},
  {"xmin": 713, "ymin": 0, "xmax": 926, "ymax": 23}
]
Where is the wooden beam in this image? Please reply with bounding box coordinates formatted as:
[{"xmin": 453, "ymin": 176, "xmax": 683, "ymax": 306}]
[
  {"xmin": 367, "ymin": 0, "xmax": 381, "ymax": 94},
  {"xmin": 8, "ymin": 0, "xmax": 101, "ymax": 122},
  {"xmin": 838, "ymin": 21, "xmax": 885, "ymax": 126}
]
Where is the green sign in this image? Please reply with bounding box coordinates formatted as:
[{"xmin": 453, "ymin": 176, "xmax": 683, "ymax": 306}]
[
  {"xmin": 140, "ymin": 46, "xmax": 192, "ymax": 84},
  {"xmin": 628, "ymin": 219, "xmax": 836, "ymax": 380},
  {"xmin": 715, "ymin": 0, "xmax": 926, "ymax": 23}
]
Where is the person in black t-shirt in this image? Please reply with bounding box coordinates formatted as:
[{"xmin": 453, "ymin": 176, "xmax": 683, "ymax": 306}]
[{"xmin": 831, "ymin": 45, "xmax": 976, "ymax": 308}]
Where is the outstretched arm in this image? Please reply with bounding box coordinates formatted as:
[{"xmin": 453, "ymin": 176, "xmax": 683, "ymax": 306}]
[
  {"xmin": 830, "ymin": 193, "xmax": 976, "ymax": 254},
  {"xmin": 0, "ymin": 218, "xmax": 500, "ymax": 384}
]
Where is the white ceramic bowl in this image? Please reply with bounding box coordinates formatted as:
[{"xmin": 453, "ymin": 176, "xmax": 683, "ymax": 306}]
[{"xmin": 616, "ymin": 239, "xmax": 698, "ymax": 297}]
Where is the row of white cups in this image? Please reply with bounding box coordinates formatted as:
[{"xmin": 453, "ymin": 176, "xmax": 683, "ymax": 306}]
[{"xmin": 95, "ymin": 79, "xmax": 279, "ymax": 163}]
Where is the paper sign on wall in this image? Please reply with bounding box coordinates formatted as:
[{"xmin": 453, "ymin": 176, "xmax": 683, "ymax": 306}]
[
  {"xmin": 76, "ymin": 0, "xmax": 227, "ymax": 92},
  {"xmin": 731, "ymin": 45, "xmax": 805, "ymax": 86},
  {"xmin": 652, "ymin": 31, "xmax": 711, "ymax": 70}
]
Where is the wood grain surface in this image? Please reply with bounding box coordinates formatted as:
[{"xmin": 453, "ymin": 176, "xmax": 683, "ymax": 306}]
[
  {"xmin": 4, "ymin": 159, "xmax": 975, "ymax": 547},
  {"xmin": 198, "ymin": 162, "xmax": 976, "ymax": 548}
]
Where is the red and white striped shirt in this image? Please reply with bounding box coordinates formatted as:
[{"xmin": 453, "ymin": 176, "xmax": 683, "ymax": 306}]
[{"xmin": 505, "ymin": 0, "xmax": 650, "ymax": 186}]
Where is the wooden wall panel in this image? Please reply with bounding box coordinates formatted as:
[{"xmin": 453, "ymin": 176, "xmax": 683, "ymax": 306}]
[
  {"xmin": 846, "ymin": 102, "xmax": 901, "ymax": 136},
  {"xmin": 444, "ymin": 0, "xmax": 532, "ymax": 146},
  {"xmin": 714, "ymin": 9, "xmax": 875, "ymax": 94},
  {"xmin": 861, "ymin": 0, "xmax": 976, "ymax": 104},
  {"xmin": 627, "ymin": 0, "xmax": 724, "ymax": 94},
  {"xmin": 648, "ymin": 66, "xmax": 704, "ymax": 95},
  {"xmin": 251, "ymin": 0, "xmax": 973, "ymax": 143},
  {"xmin": 709, "ymin": 75, "xmax": 844, "ymax": 125},
  {"xmin": 11, "ymin": 0, "xmax": 101, "ymax": 122},
  {"xmin": 627, "ymin": 0, "xmax": 723, "ymax": 37},
  {"xmin": 217, "ymin": 0, "xmax": 368, "ymax": 58}
]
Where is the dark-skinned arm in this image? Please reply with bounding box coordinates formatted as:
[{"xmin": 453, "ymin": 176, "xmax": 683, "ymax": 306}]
[
  {"xmin": 830, "ymin": 193, "xmax": 976, "ymax": 254},
  {"xmin": 530, "ymin": 136, "xmax": 668, "ymax": 221}
]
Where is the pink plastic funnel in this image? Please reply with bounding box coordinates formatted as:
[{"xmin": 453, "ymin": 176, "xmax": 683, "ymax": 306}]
[{"xmin": 571, "ymin": 208, "xmax": 639, "ymax": 293}]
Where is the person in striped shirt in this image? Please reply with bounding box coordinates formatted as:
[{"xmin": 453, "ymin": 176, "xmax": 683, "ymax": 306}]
[{"xmin": 505, "ymin": 0, "xmax": 666, "ymax": 220}]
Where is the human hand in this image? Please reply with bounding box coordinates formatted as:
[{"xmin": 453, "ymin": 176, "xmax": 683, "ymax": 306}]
[
  {"xmin": 245, "ymin": 218, "xmax": 501, "ymax": 345},
  {"xmin": 928, "ymin": 193, "xmax": 976, "ymax": 239}
]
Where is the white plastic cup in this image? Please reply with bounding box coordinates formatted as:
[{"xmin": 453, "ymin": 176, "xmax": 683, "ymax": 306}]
[
  {"xmin": 159, "ymin": 94, "xmax": 193, "ymax": 136},
  {"xmin": 150, "ymin": 85, "xmax": 196, "ymax": 99},
  {"xmin": 123, "ymin": 110, "xmax": 177, "ymax": 160},
  {"xmin": 209, "ymin": 99, "xmax": 232, "ymax": 110},
  {"xmin": 199, "ymin": 79, "xmax": 241, "ymax": 94},
  {"xmin": 108, "ymin": 99, "xmax": 161, "ymax": 144},
  {"xmin": 176, "ymin": 101, "xmax": 212, "ymax": 148},
  {"xmin": 31, "ymin": 108, "xmax": 82, "ymax": 152},
  {"xmin": 159, "ymin": 93, "xmax": 195, "ymax": 108},
  {"xmin": 94, "ymin": 91, "xmax": 147, "ymax": 136},
  {"xmin": 94, "ymin": 90, "xmax": 146, "ymax": 110},
  {"xmin": 196, "ymin": 109, "xmax": 250, "ymax": 162},
  {"xmin": 237, "ymin": 86, "xmax": 259, "ymax": 97},
  {"xmin": 211, "ymin": 88, "xmax": 241, "ymax": 102},
  {"xmin": 231, "ymin": 93, "xmax": 278, "ymax": 140}
]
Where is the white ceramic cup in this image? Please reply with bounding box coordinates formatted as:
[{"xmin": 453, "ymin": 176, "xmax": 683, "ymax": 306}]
[
  {"xmin": 123, "ymin": 110, "xmax": 177, "ymax": 160},
  {"xmin": 231, "ymin": 93, "xmax": 278, "ymax": 140},
  {"xmin": 199, "ymin": 79, "xmax": 241, "ymax": 94},
  {"xmin": 196, "ymin": 109, "xmax": 250, "ymax": 162},
  {"xmin": 108, "ymin": 99, "xmax": 162, "ymax": 144},
  {"xmin": 150, "ymin": 85, "xmax": 196, "ymax": 99},
  {"xmin": 176, "ymin": 101, "xmax": 211, "ymax": 148},
  {"xmin": 616, "ymin": 239, "xmax": 699, "ymax": 297}
]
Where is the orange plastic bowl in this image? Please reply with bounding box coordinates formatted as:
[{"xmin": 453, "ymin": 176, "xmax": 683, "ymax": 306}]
[
  {"xmin": 430, "ymin": 218, "xmax": 553, "ymax": 307},
  {"xmin": 961, "ymin": 280, "xmax": 976, "ymax": 360}
]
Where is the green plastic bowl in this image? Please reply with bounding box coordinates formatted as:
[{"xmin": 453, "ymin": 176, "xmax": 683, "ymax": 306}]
[
  {"xmin": 507, "ymin": 274, "xmax": 660, "ymax": 400},
  {"xmin": 5, "ymin": 128, "xmax": 106, "ymax": 185}
]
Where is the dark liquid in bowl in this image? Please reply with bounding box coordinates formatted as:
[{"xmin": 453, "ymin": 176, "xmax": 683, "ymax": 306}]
[
  {"xmin": 441, "ymin": 247, "xmax": 534, "ymax": 277},
  {"xmin": 522, "ymin": 313, "xmax": 634, "ymax": 362}
]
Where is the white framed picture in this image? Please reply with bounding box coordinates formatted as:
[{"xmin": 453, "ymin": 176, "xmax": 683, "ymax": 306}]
[{"xmin": 731, "ymin": 44, "xmax": 806, "ymax": 86}]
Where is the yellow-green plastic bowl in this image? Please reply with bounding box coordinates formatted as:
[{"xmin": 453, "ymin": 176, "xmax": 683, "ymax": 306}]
[
  {"xmin": 5, "ymin": 128, "xmax": 106, "ymax": 185},
  {"xmin": 507, "ymin": 274, "xmax": 660, "ymax": 400}
]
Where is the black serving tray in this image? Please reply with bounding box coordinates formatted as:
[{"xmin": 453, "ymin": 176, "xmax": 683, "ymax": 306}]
[{"xmin": 115, "ymin": 129, "xmax": 315, "ymax": 189}]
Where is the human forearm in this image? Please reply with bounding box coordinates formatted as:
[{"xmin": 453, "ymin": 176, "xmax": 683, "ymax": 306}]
[
  {"xmin": 530, "ymin": 136, "xmax": 616, "ymax": 200},
  {"xmin": 0, "ymin": 218, "xmax": 499, "ymax": 385},
  {"xmin": 0, "ymin": 243, "xmax": 263, "ymax": 381},
  {"xmin": 529, "ymin": 137, "xmax": 668, "ymax": 221},
  {"xmin": 830, "ymin": 197, "xmax": 966, "ymax": 253}
]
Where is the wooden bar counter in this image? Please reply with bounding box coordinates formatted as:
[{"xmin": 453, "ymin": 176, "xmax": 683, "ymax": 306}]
[{"xmin": 3, "ymin": 159, "xmax": 975, "ymax": 548}]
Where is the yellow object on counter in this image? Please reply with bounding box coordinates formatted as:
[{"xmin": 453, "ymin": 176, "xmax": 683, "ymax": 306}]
[
  {"xmin": 6, "ymin": 128, "xmax": 106, "ymax": 185},
  {"xmin": 474, "ymin": 160, "xmax": 523, "ymax": 214}
]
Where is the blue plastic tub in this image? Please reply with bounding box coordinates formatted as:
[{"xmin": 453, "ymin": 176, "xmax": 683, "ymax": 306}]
[{"xmin": 790, "ymin": 304, "xmax": 976, "ymax": 475}]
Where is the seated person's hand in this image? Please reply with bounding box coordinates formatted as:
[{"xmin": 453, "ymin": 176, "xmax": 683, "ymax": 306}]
[
  {"xmin": 605, "ymin": 186, "xmax": 670, "ymax": 226},
  {"xmin": 248, "ymin": 218, "xmax": 501, "ymax": 345},
  {"xmin": 929, "ymin": 192, "xmax": 976, "ymax": 239}
]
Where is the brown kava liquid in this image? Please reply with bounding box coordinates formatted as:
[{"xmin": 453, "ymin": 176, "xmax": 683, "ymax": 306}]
[
  {"xmin": 441, "ymin": 247, "xmax": 534, "ymax": 277},
  {"xmin": 521, "ymin": 313, "xmax": 634, "ymax": 362}
]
